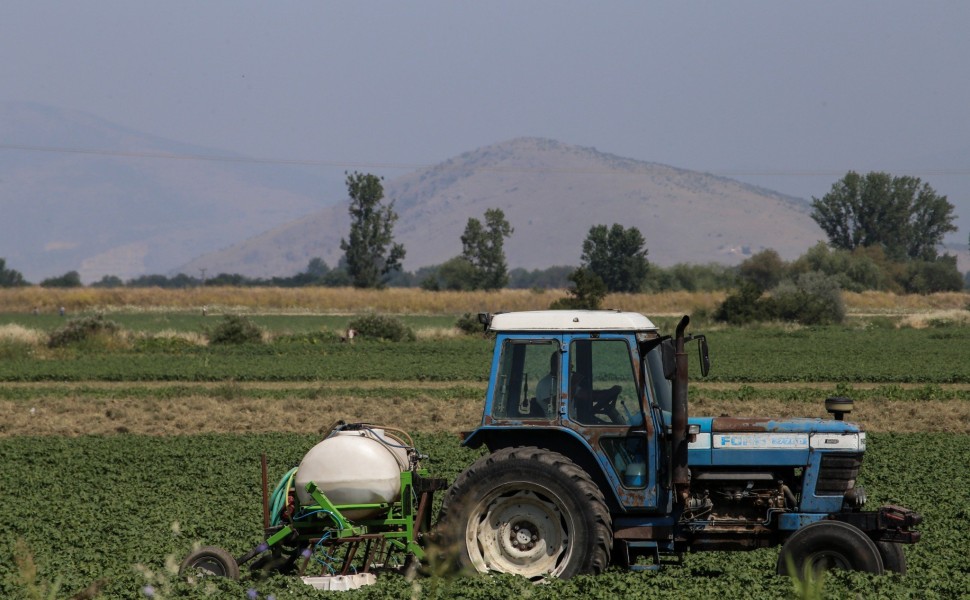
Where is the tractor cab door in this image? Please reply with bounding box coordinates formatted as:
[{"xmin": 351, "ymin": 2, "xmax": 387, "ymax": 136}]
[
  {"xmin": 561, "ymin": 334, "xmax": 660, "ymax": 510},
  {"xmin": 487, "ymin": 335, "xmax": 563, "ymax": 422}
]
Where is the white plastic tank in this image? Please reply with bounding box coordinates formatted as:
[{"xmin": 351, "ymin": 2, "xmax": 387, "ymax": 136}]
[{"xmin": 294, "ymin": 428, "xmax": 410, "ymax": 519}]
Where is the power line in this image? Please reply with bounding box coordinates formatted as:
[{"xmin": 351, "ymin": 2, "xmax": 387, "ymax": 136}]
[
  {"xmin": 1, "ymin": 142, "xmax": 968, "ymax": 178},
  {"xmin": 0, "ymin": 142, "xmax": 425, "ymax": 170}
]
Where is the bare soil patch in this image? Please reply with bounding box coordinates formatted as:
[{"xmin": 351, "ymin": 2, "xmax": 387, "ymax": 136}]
[{"xmin": 3, "ymin": 381, "xmax": 967, "ymax": 436}]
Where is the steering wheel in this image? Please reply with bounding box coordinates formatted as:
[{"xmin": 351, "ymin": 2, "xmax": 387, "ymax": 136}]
[{"xmin": 591, "ymin": 385, "xmax": 622, "ymax": 415}]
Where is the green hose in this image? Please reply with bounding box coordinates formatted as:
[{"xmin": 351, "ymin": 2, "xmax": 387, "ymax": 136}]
[{"xmin": 269, "ymin": 467, "xmax": 298, "ymax": 527}]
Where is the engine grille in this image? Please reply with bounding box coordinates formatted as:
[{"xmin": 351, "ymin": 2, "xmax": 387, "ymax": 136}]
[{"xmin": 815, "ymin": 453, "xmax": 863, "ymax": 495}]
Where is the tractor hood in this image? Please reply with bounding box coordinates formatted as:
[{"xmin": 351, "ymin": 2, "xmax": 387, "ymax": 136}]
[{"xmin": 687, "ymin": 416, "xmax": 865, "ymax": 467}]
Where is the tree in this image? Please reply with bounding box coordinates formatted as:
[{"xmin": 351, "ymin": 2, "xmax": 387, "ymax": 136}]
[
  {"xmin": 461, "ymin": 208, "xmax": 514, "ymax": 290},
  {"xmin": 550, "ymin": 267, "xmax": 607, "ymax": 310},
  {"xmin": 0, "ymin": 258, "xmax": 27, "ymax": 287},
  {"xmin": 580, "ymin": 224, "xmax": 649, "ymax": 293},
  {"xmin": 305, "ymin": 257, "xmax": 331, "ymax": 278},
  {"xmin": 420, "ymin": 256, "xmax": 477, "ymax": 291},
  {"xmin": 339, "ymin": 172, "xmax": 406, "ymax": 289},
  {"xmin": 91, "ymin": 275, "xmax": 124, "ymax": 288},
  {"xmin": 738, "ymin": 249, "xmax": 787, "ymax": 291},
  {"xmin": 811, "ymin": 171, "xmax": 957, "ymax": 261},
  {"xmin": 40, "ymin": 271, "xmax": 82, "ymax": 288}
]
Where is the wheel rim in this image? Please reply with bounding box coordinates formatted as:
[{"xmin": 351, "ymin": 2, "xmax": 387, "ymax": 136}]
[
  {"xmin": 805, "ymin": 549, "xmax": 853, "ymax": 572},
  {"xmin": 189, "ymin": 556, "xmax": 229, "ymax": 576},
  {"xmin": 464, "ymin": 483, "xmax": 574, "ymax": 580}
]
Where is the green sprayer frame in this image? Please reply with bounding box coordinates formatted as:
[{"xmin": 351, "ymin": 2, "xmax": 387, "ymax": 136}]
[{"xmin": 235, "ymin": 455, "xmax": 446, "ymax": 578}]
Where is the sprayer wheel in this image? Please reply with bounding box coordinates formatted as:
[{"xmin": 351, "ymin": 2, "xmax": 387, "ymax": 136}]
[
  {"xmin": 437, "ymin": 446, "xmax": 612, "ymax": 581},
  {"xmin": 179, "ymin": 545, "xmax": 240, "ymax": 579}
]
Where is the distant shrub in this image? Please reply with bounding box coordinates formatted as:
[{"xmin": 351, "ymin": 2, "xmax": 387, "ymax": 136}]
[
  {"xmin": 712, "ymin": 282, "xmax": 766, "ymax": 325},
  {"xmin": 48, "ymin": 315, "xmax": 122, "ymax": 348},
  {"xmin": 714, "ymin": 273, "xmax": 845, "ymax": 326},
  {"xmin": 208, "ymin": 315, "xmax": 264, "ymax": 345},
  {"xmin": 347, "ymin": 314, "xmax": 416, "ymax": 342},
  {"xmin": 645, "ymin": 262, "xmax": 737, "ymax": 292},
  {"xmin": 770, "ymin": 272, "xmax": 846, "ymax": 325},
  {"xmin": 790, "ymin": 243, "xmax": 888, "ymax": 292},
  {"xmin": 455, "ymin": 312, "xmax": 485, "ymax": 335},
  {"xmin": 898, "ymin": 256, "xmax": 964, "ymax": 294}
]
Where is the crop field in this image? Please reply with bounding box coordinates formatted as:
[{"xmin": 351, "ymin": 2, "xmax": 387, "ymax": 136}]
[
  {"xmin": 2, "ymin": 433, "xmax": 969, "ymax": 599},
  {"xmin": 1, "ymin": 292, "xmax": 969, "ymax": 598}
]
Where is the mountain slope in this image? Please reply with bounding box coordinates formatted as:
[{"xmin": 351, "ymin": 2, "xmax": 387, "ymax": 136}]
[{"xmin": 181, "ymin": 138, "xmax": 826, "ymax": 277}]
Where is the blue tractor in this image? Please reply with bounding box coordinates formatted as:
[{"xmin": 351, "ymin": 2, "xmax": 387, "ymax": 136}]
[{"xmin": 437, "ymin": 310, "xmax": 921, "ymax": 580}]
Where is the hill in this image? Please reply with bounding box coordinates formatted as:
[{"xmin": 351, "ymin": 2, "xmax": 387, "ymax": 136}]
[{"xmin": 180, "ymin": 138, "xmax": 826, "ymax": 277}]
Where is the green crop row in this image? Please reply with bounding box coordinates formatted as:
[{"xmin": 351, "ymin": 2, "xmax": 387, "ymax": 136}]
[
  {"xmin": 0, "ymin": 338, "xmax": 494, "ymax": 382},
  {"xmin": 2, "ymin": 326, "xmax": 970, "ymax": 384},
  {"xmin": 0, "ymin": 383, "xmax": 487, "ymax": 403},
  {"xmin": 1, "ymin": 432, "xmax": 967, "ymax": 599},
  {"xmin": 708, "ymin": 326, "xmax": 970, "ymax": 383}
]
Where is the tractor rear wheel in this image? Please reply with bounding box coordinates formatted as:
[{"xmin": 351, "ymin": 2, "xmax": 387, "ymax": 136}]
[
  {"xmin": 777, "ymin": 520, "xmax": 884, "ymax": 576},
  {"xmin": 437, "ymin": 446, "xmax": 612, "ymax": 581},
  {"xmin": 179, "ymin": 546, "xmax": 240, "ymax": 579}
]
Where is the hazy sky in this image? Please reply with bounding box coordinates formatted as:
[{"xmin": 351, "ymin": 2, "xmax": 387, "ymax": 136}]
[{"xmin": 3, "ymin": 1, "xmax": 969, "ymax": 239}]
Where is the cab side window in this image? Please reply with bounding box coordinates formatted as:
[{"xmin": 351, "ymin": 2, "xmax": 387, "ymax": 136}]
[{"xmin": 491, "ymin": 340, "xmax": 559, "ymax": 420}]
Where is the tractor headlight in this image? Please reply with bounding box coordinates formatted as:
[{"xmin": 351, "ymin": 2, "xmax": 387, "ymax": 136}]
[{"xmin": 810, "ymin": 433, "xmax": 863, "ymax": 451}]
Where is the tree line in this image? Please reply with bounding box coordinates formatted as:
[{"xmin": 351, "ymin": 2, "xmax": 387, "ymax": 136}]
[{"xmin": 2, "ymin": 170, "xmax": 967, "ymax": 299}]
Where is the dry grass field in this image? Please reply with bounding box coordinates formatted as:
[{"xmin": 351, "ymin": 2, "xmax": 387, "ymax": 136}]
[{"xmin": 1, "ymin": 285, "xmax": 967, "ymax": 316}]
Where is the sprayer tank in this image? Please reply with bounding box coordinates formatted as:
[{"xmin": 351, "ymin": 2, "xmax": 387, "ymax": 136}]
[{"xmin": 294, "ymin": 429, "xmax": 409, "ymax": 518}]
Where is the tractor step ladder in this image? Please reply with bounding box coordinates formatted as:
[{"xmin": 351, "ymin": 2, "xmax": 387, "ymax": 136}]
[{"xmin": 624, "ymin": 541, "xmax": 682, "ymax": 571}]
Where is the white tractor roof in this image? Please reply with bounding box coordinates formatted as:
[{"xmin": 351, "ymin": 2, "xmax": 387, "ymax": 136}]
[{"xmin": 488, "ymin": 310, "xmax": 658, "ymax": 333}]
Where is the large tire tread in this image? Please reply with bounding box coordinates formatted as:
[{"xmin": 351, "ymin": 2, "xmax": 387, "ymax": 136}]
[{"xmin": 438, "ymin": 445, "xmax": 612, "ymax": 578}]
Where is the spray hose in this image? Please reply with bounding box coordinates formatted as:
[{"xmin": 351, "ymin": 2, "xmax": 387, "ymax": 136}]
[{"xmin": 269, "ymin": 467, "xmax": 298, "ymax": 527}]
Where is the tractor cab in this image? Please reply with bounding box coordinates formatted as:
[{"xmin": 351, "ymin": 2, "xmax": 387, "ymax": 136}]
[{"xmin": 466, "ymin": 310, "xmax": 687, "ymax": 512}]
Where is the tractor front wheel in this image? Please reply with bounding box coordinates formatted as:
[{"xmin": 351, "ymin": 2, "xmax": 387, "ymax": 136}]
[
  {"xmin": 437, "ymin": 446, "xmax": 612, "ymax": 581},
  {"xmin": 179, "ymin": 546, "xmax": 240, "ymax": 579},
  {"xmin": 777, "ymin": 520, "xmax": 884, "ymax": 576},
  {"xmin": 876, "ymin": 541, "xmax": 907, "ymax": 574}
]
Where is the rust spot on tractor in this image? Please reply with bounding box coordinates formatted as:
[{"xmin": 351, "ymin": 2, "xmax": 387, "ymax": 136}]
[
  {"xmin": 615, "ymin": 486, "xmax": 654, "ymax": 506},
  {"xmin": 615, "ymin": 526, "xmax": 673, "ymax": 540},
  {"xmin": 712, "ymin": 417, "xmax": 777, "ymax": 432}
]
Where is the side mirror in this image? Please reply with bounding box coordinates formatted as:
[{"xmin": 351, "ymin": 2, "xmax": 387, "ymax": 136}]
[{"xmin": 697, "ymin": 337, "xmax": 710, "ymax": 377}]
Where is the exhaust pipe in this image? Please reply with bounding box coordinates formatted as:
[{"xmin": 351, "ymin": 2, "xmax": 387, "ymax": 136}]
[{"xmin": 672, "ymin": 315, "xmax": 690, "ymax": 504}]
